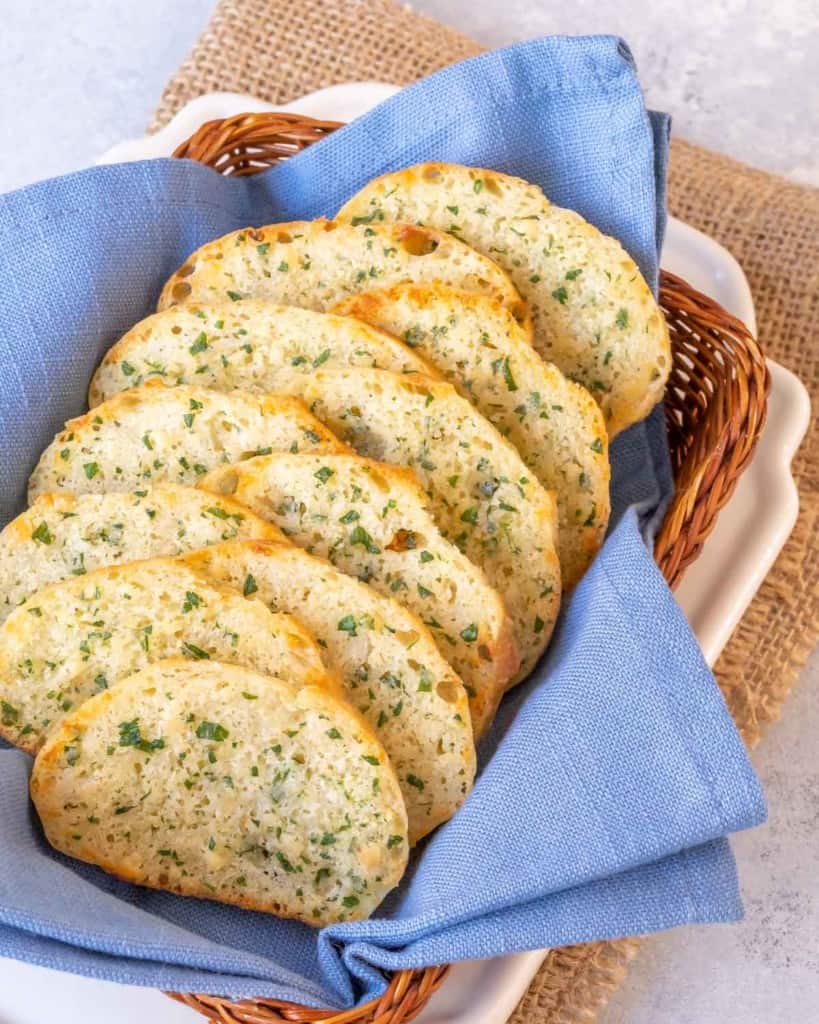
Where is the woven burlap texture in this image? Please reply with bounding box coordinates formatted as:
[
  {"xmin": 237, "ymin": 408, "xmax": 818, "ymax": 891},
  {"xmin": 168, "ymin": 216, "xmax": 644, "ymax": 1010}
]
[{"xmin": 153, "ymin": 2, "xmax": 818, "ymax": 1021}]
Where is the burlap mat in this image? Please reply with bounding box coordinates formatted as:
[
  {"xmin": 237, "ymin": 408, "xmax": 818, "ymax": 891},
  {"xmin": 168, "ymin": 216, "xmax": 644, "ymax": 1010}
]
[{"xmin": 153, "ymin": 2, "xmax": 818, "ymax": 1020}]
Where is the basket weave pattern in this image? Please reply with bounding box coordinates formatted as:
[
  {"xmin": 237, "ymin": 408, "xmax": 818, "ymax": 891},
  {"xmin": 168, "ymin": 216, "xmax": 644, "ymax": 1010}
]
[{"xmin": 167, "ymin": 110, "xmax": 769, "ymax": 1024}]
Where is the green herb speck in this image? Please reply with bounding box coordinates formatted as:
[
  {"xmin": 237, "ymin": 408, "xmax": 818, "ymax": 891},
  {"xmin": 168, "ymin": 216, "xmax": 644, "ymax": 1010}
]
[
  {"xmin": 196, "ymin": 721, "xmax": 229, "ymax": 741},
  {"xmin": 31, "ymin": 522, "xmax": 53, "ymax": 545}
]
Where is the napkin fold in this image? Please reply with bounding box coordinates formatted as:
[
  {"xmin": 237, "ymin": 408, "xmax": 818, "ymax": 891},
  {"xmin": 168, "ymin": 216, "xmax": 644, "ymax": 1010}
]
[{"xmin": 0, "ymin": 36, "xmax": 764, "ymax": 1008}]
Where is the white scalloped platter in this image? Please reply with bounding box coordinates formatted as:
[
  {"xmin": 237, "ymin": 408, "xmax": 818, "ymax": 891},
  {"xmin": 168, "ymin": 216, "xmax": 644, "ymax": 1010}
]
[{"xmin": 0, "ymin": 84, "xmax": 807, "ymax": 1024}]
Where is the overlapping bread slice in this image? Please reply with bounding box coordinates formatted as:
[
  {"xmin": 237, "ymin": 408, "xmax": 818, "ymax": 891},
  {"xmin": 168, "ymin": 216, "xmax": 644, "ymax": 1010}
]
[
  {"xmin": 337, "ymin": 163, "xmax": 671, "ymax": 437},
  {"xmin": 89, "ymin": 301, "xmax": 439, "ymax": 407},
  {"xmin": 28, "ymin": 382, "xmax": 347, "ymax": 501},
  {"xmin": 183, "ymin": 539, "xmax": 475, "ymax": 842},
  {"xmin": 0, "ymin": 486, "xmax": 281, "ymax": 624},
  {"xmin": 335, "ymin": 284, "xmax": 611, "ymax": 588},
  {"xmin": 157, "ymin": 220, "xmax": 523, "ymax": 314},
  {"xmin": 201, "ymin": 454, "xmax": 517, "ymax": 733},
  {"xmin": 31, "ymin": 658, "xmax": 408, "ymax": 924},
  {"xmin": 249, "ymin": 370, "xmax": 561, "ymax": 682},
  {"xmin": 0, "ymin": 558, "xmax": 329, "ymax": 754}
]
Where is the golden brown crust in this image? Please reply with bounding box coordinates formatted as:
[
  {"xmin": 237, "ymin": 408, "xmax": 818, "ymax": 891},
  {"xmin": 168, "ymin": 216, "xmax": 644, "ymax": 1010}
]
[
  {"xmin": 334, "ymin": 282, "xmax": 611, "ymax": 588},
  {"xmin": 199, "ymin": 452, "xmax": 520, "ymax": 730},
  {"xmin": 31, "ymin": 660, "xmax": 408, "ymax": 924},
  {"xmin": 156, "ymin": 218, "xmax": 523, "ymax": 313},
  {"xmin": 337, "ymin": 162, "xmax": 671, "ymax": 437},
  {"xmin": 28, "ymin": 382, "xmax": 350, "ymax": 502},
  {"xmin": 88, "ymin": 300, "xmax": 443, "ymax": 407}
]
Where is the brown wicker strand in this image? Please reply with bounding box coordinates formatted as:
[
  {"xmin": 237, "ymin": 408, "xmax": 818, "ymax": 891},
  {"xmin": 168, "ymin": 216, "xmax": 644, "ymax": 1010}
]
[
  {"xmin": 173, "ymin": 112, "xmax": 343, "ymax": 175},
  {"xmin": 655, "ymin": 271, "xmax": 770, "ymax": 586},
  {"xmin": 163, "ymin": 109, "xmax": 769, "ymax": 1024},
  {"xmin": 166, "ymin": 966, "xmax": 450, "ymax": 1024}
]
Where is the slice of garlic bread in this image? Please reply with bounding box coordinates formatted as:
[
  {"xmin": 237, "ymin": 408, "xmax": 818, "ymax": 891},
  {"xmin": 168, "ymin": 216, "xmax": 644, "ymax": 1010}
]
[
  {"xmin": 337, "ymin": 163, "xmax": 670, "ymax": 437},
  {"xmin": 28, "ymin": 382, "xmax": 347, "ymax": 501},
  {"xmin": 0, "ymin": 559, "xmax": 327, "ymax": 754},
  {"xmin": 157, "ymin": 220, "xmax": 523, "ymax": 314},
  {"xmin": 89, "ymin": 301, "xmax": 438, "ymax": 407},
  {"xmin": 184, "ymin": 538, "xmax": 475, "ymax": 843},
  {"xmin": 335, "ymin": 284, "xmax": 610, "ymax": 588},
  {"xmin": 0, "ymin": 486, "xmax": 282, "ymax": 624},
  {"xmin": 201, "ymin": 453, "xmax": 518, "ymax": 733},
  {"xmin": 275, "ymin": 370, "xmax": 561, "ymax": 682},
  {"xmin": 31, "ymin": 658, "xmax": 408, "ymax": 924}
]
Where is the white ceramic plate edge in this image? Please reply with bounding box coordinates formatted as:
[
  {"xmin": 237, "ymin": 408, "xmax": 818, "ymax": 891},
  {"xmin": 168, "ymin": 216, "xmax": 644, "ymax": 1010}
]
[{"xmin": 0, "ymin": 84, "xmax": 805, "ymax": 1024}]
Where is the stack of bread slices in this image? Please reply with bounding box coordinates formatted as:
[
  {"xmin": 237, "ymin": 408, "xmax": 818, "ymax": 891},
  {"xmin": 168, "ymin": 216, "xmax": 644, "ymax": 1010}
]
[{"xmin": 2, "ymin": 163, "xmax": 669, "ymax": 926}]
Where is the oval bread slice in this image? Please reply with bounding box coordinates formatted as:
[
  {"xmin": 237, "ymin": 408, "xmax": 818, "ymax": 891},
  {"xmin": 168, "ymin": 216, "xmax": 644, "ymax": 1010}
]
[
  {"xmin": 30, "ymin": 658, "xmax": 408, "ymax": 924},
  {"xmin": 0, "ymin": 486, "xmax": 282, "ymax": 624},
  {"xmin": 156, "ymin": 219, "xmax": 523, "ymax": 314},
  {"xmin": 0, "ymin": 559, "xmax": 329, "ymax": 754},
  {"xmin": 28, "ymin": 382, "xmax": 347, "ymax": 502},
  {"xmin": 201, "ymin": 453, "xmax": 518, "ymax": 734},
  {"xmin": 183, "ymin": 538, "xmax": 475, "ymax": 843},
  {"xmin": 271, "ymin": 370, "xmax": 561, "ymax": 682},
  {"xmin": 334, "ymin": 284, "xmax": 610, "ymax": 588},
  {"xmin": 89, "ymin": 301, "xmax": 439, "ymax": 407},
  {"xmin": 337, "ymin": 163, "xmax": 671, "ymax": 437}
]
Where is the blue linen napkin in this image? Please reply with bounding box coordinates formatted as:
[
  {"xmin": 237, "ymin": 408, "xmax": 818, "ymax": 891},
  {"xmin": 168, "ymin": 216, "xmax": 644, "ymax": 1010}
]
[{"xmin": 0, "ymin": 35, "xmax": 765, "ymax": 1008}]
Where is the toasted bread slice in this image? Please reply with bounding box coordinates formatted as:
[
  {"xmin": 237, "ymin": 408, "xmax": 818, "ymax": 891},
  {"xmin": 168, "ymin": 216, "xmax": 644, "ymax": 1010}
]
[
  {"xmin": 184, "ymin": 539, "xmax": 475, "ymax": 842},
  {"xmin": 157, "ymin": 219, "xmax": 523, "ymax": 314},
  {"xmin": 201, "ymin": 453, "xmax": 518, "ymax": 733},
  {"xmin": 28, "ymin": 382, "xmax": 347, "ymax": 501},
  {"xmin": 337, "ymin": 163, "xmax": 671, "ymax": 436},
  {"xmin": 267, "ymin": 370, "xmax": 560, "ymax": 682},
  {"xmin": 0, "ymin": 558, "xmax": 328, "ymax": 754},
  {"xmin": 335, "ymin": 284, "xmax": 610, "ymax": 588},
  {"xmin": 0, "ymin": 486, "xmax": 282, "ymax": 624},
  {"xmin": 89, "ymin": 301, "xmax": 438, "ymax": 407},
  {"xmin": 31, "ymin": 658, "xmax": 408, "ymax": 924}
]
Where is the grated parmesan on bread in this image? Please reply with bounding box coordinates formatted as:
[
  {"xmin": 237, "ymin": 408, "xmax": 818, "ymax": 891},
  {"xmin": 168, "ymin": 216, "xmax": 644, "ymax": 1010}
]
[
  {"xmin": 156, "ymin": 220, "xmax": 523, "ymax": 314},
  {"xmin": 0, "ymin": 558, "xmax": 329, "ymax": 754},
  {"xmin": 88, "ymin": 300, "xmax": 438, "ymax": 407},
  {"xmin": 28, "ymin": 382, "xmax": 347, "ymax": 501},
  {"xmin": 334, "ymin": 283, "xmax": 610, "ymax": 588},
  {"xmin": 337, "ymin": 163, "xmax": 671, "ymax": 437},
  {"xmin": 31, "ymin": 658, "xmax": 408, "ymax": 924},
  {"xmin": 0, "ymin": 486, "xmax": 281, "ymax": 623},
  {"xmin": 183, "ymin": 538, "xmax": 475, "ymax": 842},
  {"xmin": 266, "ymin": 369, "xmax": 561, "ymax": 682},
  {"xmin": 201, "ymin": 453, "xmax": 518, "ymax": 734}
]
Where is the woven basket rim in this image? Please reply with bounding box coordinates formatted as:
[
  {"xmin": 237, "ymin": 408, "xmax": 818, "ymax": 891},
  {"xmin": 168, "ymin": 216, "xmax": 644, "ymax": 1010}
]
[{"xmin": 162, "ymin": 109, "xmax": 770, "ymax": 1024}]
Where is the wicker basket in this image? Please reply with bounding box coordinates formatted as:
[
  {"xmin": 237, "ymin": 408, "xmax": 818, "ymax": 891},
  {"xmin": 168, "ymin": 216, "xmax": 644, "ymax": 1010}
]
[{"xmin": 166, "ymin": 111, "xmax": 770, "ymax": 1024}]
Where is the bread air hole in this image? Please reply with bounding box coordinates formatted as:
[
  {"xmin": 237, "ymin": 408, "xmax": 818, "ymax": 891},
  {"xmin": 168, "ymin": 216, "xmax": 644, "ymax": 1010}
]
[
  {"xmin": 510, "ymin": 301, "xmax": 529, "ymax": 325},
  {"xmin": 435, "ymin": 678, "xmax": 460, "ymax": 704},
  {"xmin": 276, "ymin": 230, "xmax": 293, "ymax": 243},
  {"xmin": 367, "ymin": 468, "xmax": 390, "ymax": 492},
  {"xmin": 385, "ymin": 529, "xmax": 421, "ymax": 552},
  {"xmin": 171, "ymin": 282, "xmax": 192, "ymax": 302},
  {"xmin": 178, "ymin": 262, "xmax": 196, "ymax": 279},
  {"xmin": 398, "ymin": 227, "xmax": 439, "ymax": 257},
  {"xmin": 422, "ymin": 167, "xmax": 442, "ymax": 183},
  {"xmin": 211, "ymin": 469, "xmax": 238, "ymax": 495},
  {"xmin": 483, "ymin": 177, "xmax": 503, "ymax": 197}
]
